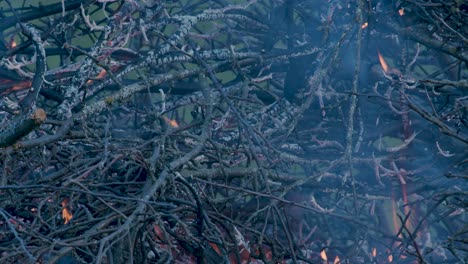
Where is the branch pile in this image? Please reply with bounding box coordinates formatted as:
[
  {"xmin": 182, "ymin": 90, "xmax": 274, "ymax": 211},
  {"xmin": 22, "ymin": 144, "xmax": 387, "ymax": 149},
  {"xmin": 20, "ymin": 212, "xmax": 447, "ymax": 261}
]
[{"xmin": 0, "ymin": 1, "xmax": 466, "ymax": 263}]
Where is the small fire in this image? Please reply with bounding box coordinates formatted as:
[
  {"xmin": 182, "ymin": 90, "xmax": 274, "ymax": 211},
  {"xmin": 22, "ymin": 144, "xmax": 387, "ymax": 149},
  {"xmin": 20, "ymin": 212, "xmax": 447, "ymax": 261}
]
[
  {"xmin": 361, "ymin": 22, "xmax": 368, "ymax": 29},
  {"xmin": 388, "ymin": 254, "xmax": 393, "ymax": 262},
  {"xmin": 61, "ymin": 198, "xmax": 73, "ymax": 224},
  {"xmin": 163, "ymin": 116, "xmax": 179, "ymax": 128},
  {"xmin": 398, "ymin": 8, "xmax": 405, "ymax": 16},
  {"xmin": 320, "ymin": 249, "xmax": 328, "ymax": 261},
  {"xmin": 377, "ymin": 51, "xmax": 402, "ymax": 77},
  {"xmin": 86, "ymin": 69, "xmax": 107, "ymax": 85},
  {"xmin": 377, "ymin": 51, "xmax": 389, "ymax": 74},
  {"xmin": 372, "ymin": 247, "xmax": 377, "ymax": 257},
  {"xmin": 333, "ymin": 256, "xmax": 340, "ymax": 264},
  {"xmin": 10, "ymin": 40, "xmax": 17, "ymax": 49}
]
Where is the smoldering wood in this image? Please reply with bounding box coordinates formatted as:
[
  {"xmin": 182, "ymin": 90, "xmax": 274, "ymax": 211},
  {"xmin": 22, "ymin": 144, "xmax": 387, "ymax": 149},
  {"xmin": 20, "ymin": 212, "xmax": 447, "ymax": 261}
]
[{"xmin": 0, "ymin": 1, "xmax": 466, "ymax": 263}]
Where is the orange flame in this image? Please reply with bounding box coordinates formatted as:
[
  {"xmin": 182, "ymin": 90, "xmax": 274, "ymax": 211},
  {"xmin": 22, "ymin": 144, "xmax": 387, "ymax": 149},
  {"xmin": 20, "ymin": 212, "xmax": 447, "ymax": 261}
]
[
  {"xmin": 96, "ymin": 69, "xmax": 107, "ymax": 79},
  {"xmin": 10, "ymin": 40, "xmax": 17, "ymax": 49},
  {"xmin": 372, "ymin": 247, "xmax": 377, "ymax": 257},
  {"xmin": 388, "ymin": 254, "xmax": 393, "ymax": 262},
  {"xmin": 62, "ymin": 208, "xmax": 73, "ymax": 224},
  {"xmin": 61, "ymin": 198, "xmax": 73, "ymax": 224},
  {"xmin": 398, "ymin": 8, "xmax": 405, "ymax": 16},
  {"xmin": 320, "ymin": 249, "xmax": 328, "ymax": 261},
  {"xmin": 361, "ymin": 22, "xmax": 368, "ymax": 29},
  {"xmin": 377, "ymin": 51, "xmax": 389, "ymax": 74},
  {"xmin": 333, "ymin": 256, "xmax": 340, "ymax": 264},
  {"xmin": 163, "ymin": 116, "xmax": 179, "ymax": 128}
]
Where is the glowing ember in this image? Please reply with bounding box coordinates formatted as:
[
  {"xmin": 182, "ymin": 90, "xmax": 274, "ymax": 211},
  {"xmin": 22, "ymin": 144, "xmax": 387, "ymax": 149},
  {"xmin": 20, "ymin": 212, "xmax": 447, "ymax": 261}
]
[
  {"xmin": 333, "ymin": 256, "xmax": 340, "ymax": 264},
  {"xmin": 163, "ymin": 116, "xmax": 179, "ymax": 128},
  {"xmin": 1, "ymin": 81, "xmax": 33, "ymax": 95},
  {"xmin": 388, "ymin": 254, "xmax": 393, "ymax": 262},
  {"xmin": 361, "ymin": 22, "xmax": 368, "ymax": 29},
  {"xmin": 398, "ymin": 8, "xmax": 405, "ymax": 16},
  {"xmin": 96, "ymin": 69, "xmax": 107, "ymax": 79},
  {"xmin": 61, "ymin": 198, "xmax": 73, "ymax": 224},
  {"xmin": 372, "ymin": 247, "xmax": 377, "ymax": 257},
  {"xmin": 10, "ymin": 40, "xmax": 17, "ymax": 49},
  {"xmin": 209, "ymin": 242, "xmax": 222, "ymax": 255},
  {"xmin": 377, "ymin": 51, "xmax": 389, "ymax": 74},
  {"xmin": 320, "ymin": 249, "xmax": 328, "ymax": 261}
]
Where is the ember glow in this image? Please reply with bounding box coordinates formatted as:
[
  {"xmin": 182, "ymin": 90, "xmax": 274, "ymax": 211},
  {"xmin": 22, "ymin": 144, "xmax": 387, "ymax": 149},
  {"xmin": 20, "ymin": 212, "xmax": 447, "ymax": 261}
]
[
  {"xmin": 372, "ymin": 247, "xmax": 377, "ymax": 257},
  {"xmin": 0, "ymin": 80, "xmax": 33, "ymax": 95},
  {"xmin": 86, "ymin": 69, "xmax": 107, "ymax": 85},
  {"xmin": 377, "ymin": 51, "xmax": 389, "ymax": 74},
  {"xmin": 96, "ymin": 69, "xmax": 107, "ymax": 79},
  {"xmin": 163, "ymin": 116, "xmax": 179, "ymax": 128},
  {"xmin": 361, "ymin": 22, "xmax": 368, "ymax": 29},
  {"xmin": 333, "ymin": 255, "xmax": 340, "ymax": 264},
  {"xmin": 10, "ymin": 40, "xmax": 17, "ymax": 49}
]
